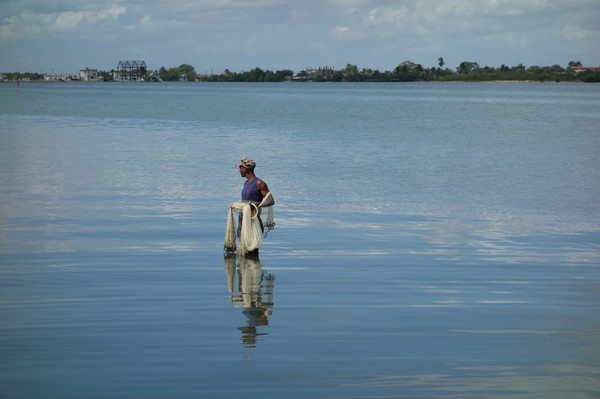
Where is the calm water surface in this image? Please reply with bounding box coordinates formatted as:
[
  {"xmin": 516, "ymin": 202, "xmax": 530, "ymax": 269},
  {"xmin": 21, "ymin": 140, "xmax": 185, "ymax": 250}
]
[{"xmin": 1, "ymin": 81, "xmax": 599, "ymax": 398}]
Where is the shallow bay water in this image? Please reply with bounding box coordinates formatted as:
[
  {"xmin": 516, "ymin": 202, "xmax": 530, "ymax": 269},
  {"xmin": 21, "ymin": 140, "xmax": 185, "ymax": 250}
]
[{"xmin": 1, "ymin": 81, "xmax": 599, "ymax": 398}]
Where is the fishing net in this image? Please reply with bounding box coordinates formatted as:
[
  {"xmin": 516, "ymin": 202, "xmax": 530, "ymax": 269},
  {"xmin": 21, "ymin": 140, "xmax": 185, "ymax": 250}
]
[
  {"xmin": 224, "ymin": 196, "xmax": 275, "ymax": 256},
  {"xmin": 257, "ymin": 191, "xmax": 276, "ymax": 235},
  {"xmin": 224, "ymin": 192, "xmax": 276, "ymax": 255}
]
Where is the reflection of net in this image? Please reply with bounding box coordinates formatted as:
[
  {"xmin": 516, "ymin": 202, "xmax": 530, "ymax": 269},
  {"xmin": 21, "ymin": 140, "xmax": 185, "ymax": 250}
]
[
  {"xmin": 237, "ymin": 270, "xmax": 274, "ymax": 348},
  {"xmin": 224, "ymin": 256, "xmax": 275, "ymax": 348},
  {"xmin": 230, "ymin": 257, "xmax": 274, "ymax": 312}
]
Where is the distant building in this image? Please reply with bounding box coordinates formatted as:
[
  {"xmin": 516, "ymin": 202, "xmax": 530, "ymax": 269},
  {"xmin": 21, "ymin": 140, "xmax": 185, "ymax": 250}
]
[
  {"xmin": 44, "ymin": 74, "xmax": 69, "ymax": 81},
  {"xmin": 568, "ymin": 66, "xmax": 600, "ymax": 73},
  {"xmin": 303, "ymin": 66, "xmax": 335, "ymax": 81},
  {"xmin": 80, "ymin": 68, "xmax": 99, "ymax": 81},
  {"xmin": 113, "ymin": 60, "xmax": 147, "ymax": 81}
]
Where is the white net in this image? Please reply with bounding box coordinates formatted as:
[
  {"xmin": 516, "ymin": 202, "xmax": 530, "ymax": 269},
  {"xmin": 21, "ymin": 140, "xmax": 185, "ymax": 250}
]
[
  {"xmin": 258, "ymin": 191, "xmax": 275, "ymax": 235},
  {"xmin": 224, "ymin": 201, "xmax": 274, "ymax": 256}
]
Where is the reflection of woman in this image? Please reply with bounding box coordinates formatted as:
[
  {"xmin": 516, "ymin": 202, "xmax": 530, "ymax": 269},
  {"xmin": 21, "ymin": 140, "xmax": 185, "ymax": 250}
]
[{"xmin": 223, "ymin": 255, "xmax": 275, "ymax": 348}]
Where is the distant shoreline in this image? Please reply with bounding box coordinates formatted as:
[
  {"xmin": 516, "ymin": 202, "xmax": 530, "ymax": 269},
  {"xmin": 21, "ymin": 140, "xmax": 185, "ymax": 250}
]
[{"xmin": 0, "ymin": 79, "xmax": 587, "ymax": 84}]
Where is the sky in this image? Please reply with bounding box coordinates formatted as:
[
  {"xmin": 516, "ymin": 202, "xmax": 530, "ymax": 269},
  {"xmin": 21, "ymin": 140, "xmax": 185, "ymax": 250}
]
[{"xmin": 1, "ymin": 0, "xmax": 599, "ymax": 74}]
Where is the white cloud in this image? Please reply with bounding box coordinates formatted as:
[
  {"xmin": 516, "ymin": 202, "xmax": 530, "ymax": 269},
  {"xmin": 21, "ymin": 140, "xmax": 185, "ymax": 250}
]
[
  {"xmin": 364, "ymin": 7, "xmax": 409, "ymax": 27},
  {"xmin": 0, "ymin": 0, "xmax": 599, "ymax": 72},
  {"xmin": 433, "ymin": 0, "xmax": 477, "ymax": 16},
  {"xmin": 562, "ymin": 24, "xmax": 588, "ymax": 41},
  {"xmin": 1, "ymin": 5, "xmax": 126, "ymax": 37},
  {"xmin": 333, "ymin": 25, "xmax": 356, "ymax": 40}
]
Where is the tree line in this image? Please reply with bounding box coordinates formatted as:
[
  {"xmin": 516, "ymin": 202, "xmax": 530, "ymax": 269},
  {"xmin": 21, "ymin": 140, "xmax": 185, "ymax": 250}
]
[
  {"xmin": 3, "ymin": 60, "xmax": 598, "ymax": 83},
  {"xmin": 161, "ymin": 59, "xmax": 598, "ymax": 83}
]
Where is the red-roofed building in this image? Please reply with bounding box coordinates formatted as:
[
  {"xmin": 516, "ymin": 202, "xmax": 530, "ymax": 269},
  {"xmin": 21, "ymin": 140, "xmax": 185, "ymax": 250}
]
[{"xmin": 568, "ymin": 66, "xmax": 600, "ymax": 72}]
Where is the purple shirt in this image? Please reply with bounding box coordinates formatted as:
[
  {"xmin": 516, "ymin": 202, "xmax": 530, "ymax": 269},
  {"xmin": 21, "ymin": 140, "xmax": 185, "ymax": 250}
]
[{"xmin": 241, "ymin": 178, "xmax": 264, "ymax": 202}]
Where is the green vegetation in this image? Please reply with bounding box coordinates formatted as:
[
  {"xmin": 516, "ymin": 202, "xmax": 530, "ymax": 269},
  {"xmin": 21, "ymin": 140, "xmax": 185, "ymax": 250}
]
[
  {"xmin": 195, "ymin": 60, "xmax": 598, "ymax": 83},
  {"xmin": 2, "ymin": 60, "xmax": 599, "ymax": 83},
  {"xmin": 200, "ymin": 67, "xmax": 294, "ymax": 82},
  {"xmin": 158, "ymin": 64, "xmax": 197, "ymax": 81},
  {"xmin": 1, "ymin": 72, "xmax": 45, "ymax": 81}
]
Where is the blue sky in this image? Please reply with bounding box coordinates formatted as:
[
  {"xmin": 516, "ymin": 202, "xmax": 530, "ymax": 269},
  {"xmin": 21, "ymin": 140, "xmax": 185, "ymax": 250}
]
[{"xmin": 1, "ymin": 0, "xmax": 598, "ymax": 74}]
